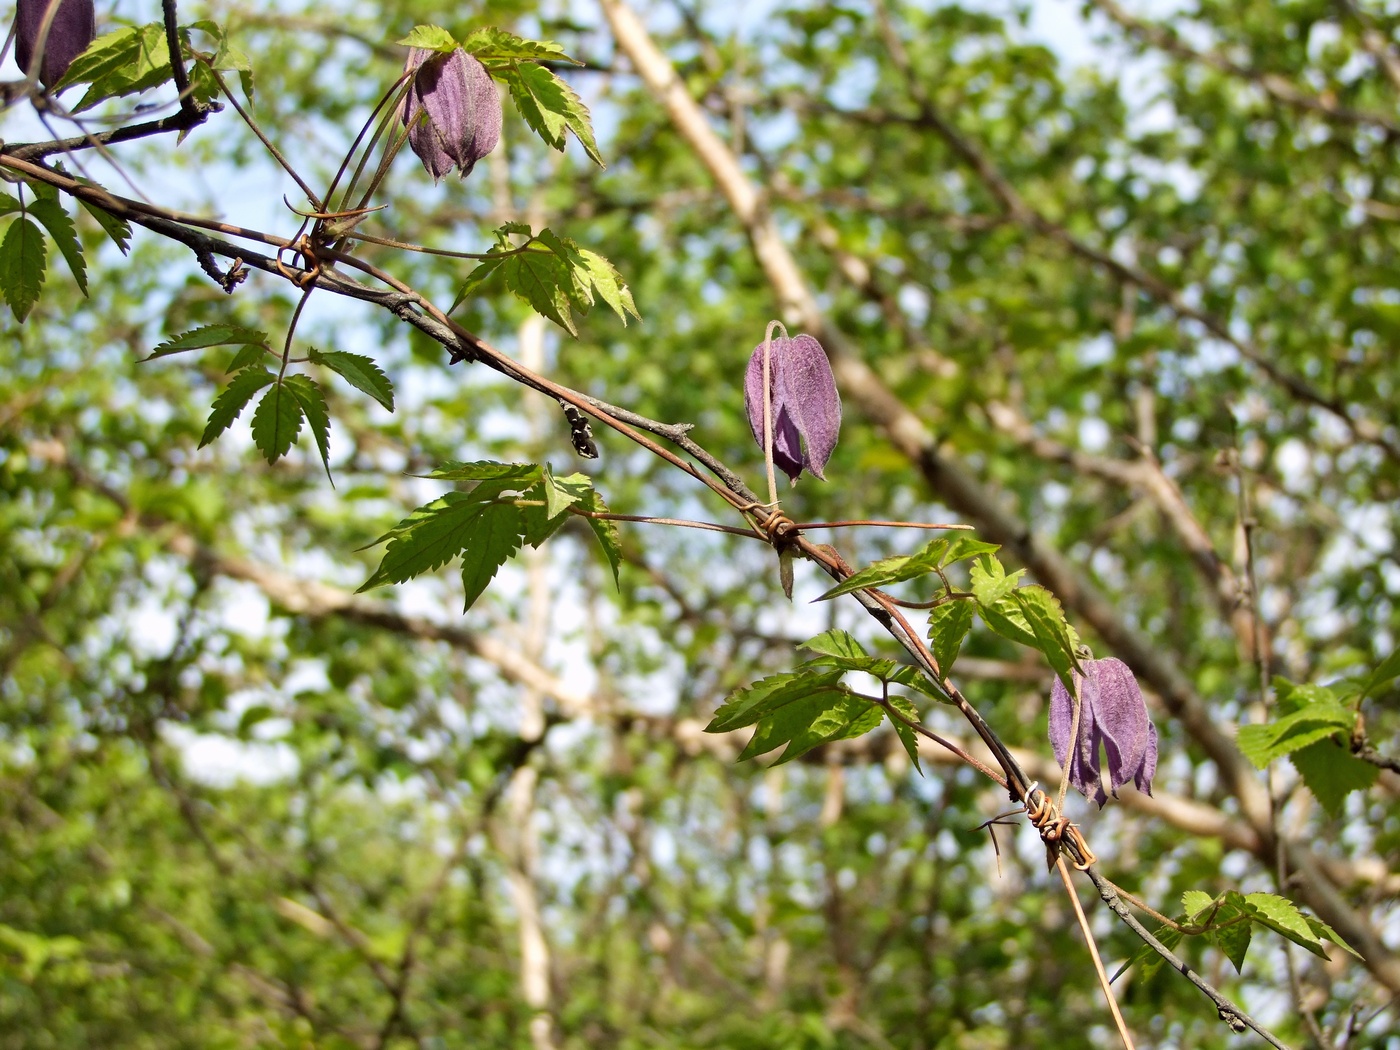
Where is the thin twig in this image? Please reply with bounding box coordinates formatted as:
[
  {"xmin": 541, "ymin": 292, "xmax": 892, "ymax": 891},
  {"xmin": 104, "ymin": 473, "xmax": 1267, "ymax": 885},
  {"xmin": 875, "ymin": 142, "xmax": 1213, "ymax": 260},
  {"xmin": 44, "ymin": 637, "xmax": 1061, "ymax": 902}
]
[{"xmin": 1058, "ymin": 858, "xmax": 1136, "ymax": 1050}]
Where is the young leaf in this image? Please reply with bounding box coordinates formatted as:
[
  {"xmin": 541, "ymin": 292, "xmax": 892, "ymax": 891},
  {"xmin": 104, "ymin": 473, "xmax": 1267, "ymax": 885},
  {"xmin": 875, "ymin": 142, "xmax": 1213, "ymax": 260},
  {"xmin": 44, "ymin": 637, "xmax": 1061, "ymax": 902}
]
[
  {"xmin": 940, "ymin": 534, "xmax": 1001, "ymax": 567},
  {"xmin": 579, "ymin": 487, "xmax": 622, "ymax": 588},
  {"xmin": 1181, "ymin": 890, "xmax": 1215, "ymax": 921},
  {"xmin": 0, "ymin": 216, "xmax": 47, "ymax": 322},
  {"xmin": 459, "ymin": 502, "xmax": 526, "ymax": 611},
  {"xmin": 706, "ymin": 669, "xmax": 847, "ymax": 734},
  {"xmin": 886, "ymin": 694, "xmax": 923, "ymax": 773},
  {"xmin": 461, "ymin": 27, "xmax": 578, "ymax": 64},
  {"xmin": 1235, "ymin": 703, "xmax": 1354, "ymax": 768},
  {"xmin": 814, "ymin": 536, "xmax": 948, "ymax": 601},
  {"xmin": 200, "ymin": 368, "xmax": 275, "ymax": 447},
  {"xmin": 451, "ymin": 251, "xmax": 509, "ymax": 312},
  {"xmin": 1242, "ymin": 893, "xmax": 1333, "ymax": 958},
  {"xmin": 542, "ymin": 470, "xmax": 590, "ymax": 520},
  {"xmin": 148, "ymin": 324, "xmax": 269, "ymax": 360},
  {"xmin": 359, "ymin": 482, "xmax": 516, "ymax": 590},
  {"xmin": 1362, "ymin": 644, "xmax": 1400, "ymax": 697},
  {"xmin": 1290, "ymin": 739, "xmax": 1379, "ymax": 816},
  {"xmin": 503, "ymin": 61, "xmax": 604, "ymax": 167},
  {"xmin": 800, "ymin": 629, "xmax": 869, "ymax": 663},
  {"xmin": 741, "ymin": 688, "xmax": 879, "ymax": 765},
  {"xmin": 27, "ymin": 199, "xmax": 86, "ymax": 296},
  {"xmin": 250, "ymin": 382, "xmax": 304, "ymax": 464},
  {"xmin": 309, "ymin": 348, "xmax": 395, "ymax": 410},
  {"xmin": 927, "ymin": 599, "xmax": 974, "ymax": 676},
  {"xmin": 1011, "ymin": 585, "xmax": 1081, "ymax": 689},
  {"xmin": 970, "ymin": 555, "xmax": 1025, "ymax": 607},
  {"xmin": 284, "ymin": 375, "xmax": 332, "ymax": 481},
  {"xmin": 396, "ymin": 25, "xmax": 458, "ymax": 52},
  {"xmin": 66, "ymin": 24, "xmax": 174, "ymax": 114},
  {"xmin": 226, "ymin": 344, "xmax": 269, "ymax": 373},
  {"xmin": 576, "ymin": 249, "xmax": 641, "ymax": 323}
]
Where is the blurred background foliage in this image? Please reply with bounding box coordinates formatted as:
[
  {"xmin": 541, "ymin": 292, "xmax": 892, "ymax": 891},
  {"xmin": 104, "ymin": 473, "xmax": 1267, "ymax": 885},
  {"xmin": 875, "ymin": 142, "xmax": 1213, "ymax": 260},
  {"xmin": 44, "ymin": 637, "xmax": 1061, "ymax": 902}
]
[{"xmin": 1, "ymin": 0, "xmax": 1398, "ymax": 1046}]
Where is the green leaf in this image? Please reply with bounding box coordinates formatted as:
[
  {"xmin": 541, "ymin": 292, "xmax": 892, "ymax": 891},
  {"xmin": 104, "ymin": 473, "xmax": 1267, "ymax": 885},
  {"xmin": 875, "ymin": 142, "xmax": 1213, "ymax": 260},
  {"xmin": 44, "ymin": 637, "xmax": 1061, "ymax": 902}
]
[
  {"xmin": 200, "ymin": 368, "xmax": 275, "ymax": 447},
  {"xmin": 798, "ymin": 630, "xmax": 942, "ymax": 701},
  {"xmin": 0, "ymin": 192, "xmax": 20, "ymax": 217},
  {"xmin": 397, "ymin": 25, "xmax": 457, "ymax": 51},
  {"xmin": 1363, "ymin": 644, "xmax": 1400, "ymax": 697},
  {"xmin": 63, "ymin": 24, "xmax": 174, "ymax": 114},
  {"xmin": 579, "ymin": 487, "xmax": 622, "ymax": 588},
  {"xmin": 77, "ymin": 198, "xmax": 131, "ymax": 254},
  {"xmin": 706, "ymin": 669, "xmax": 847, "ymax": 734},
  {"xmin": 226, "ymin": 344, "xmax": 269, "ymax": 372},
  {"xmin": 1115, "ymin": 924, "xmax": 1183, "ymax": 983},
  {"xmin": 814, "ymin": 537, "xmax": 948, "ymax": 601},
  {"xmin": 1011, "ymin": 585, "xmax": 1081, "ymax": 689},
  {"xmin": 359, "ymin": 482, "xmax": 515, "ymax": 591},
  {"xmin": 1236, "ymin": 703, "xmax": 1355, "ymax": 768},
  {"xmin": 422, "ymin": 461, "xmax": 543, "ymax": 483},
  {"xmin": 250, "ymin": 382, "xmax": 304, "ymax": 464},
  {"xmin": 284, "ymin": 375, "xmax": 332, "ymax": 481},
  {"xmin": 503, "ymin": 62, "xmax": 603, "ymax": 166},
  {"xmin": 462, "ymin": 27, "xmax": 578, "ymax": 64},
  {"xmin": 1303, "ymin": 915, "xmax": 1363, "ymax": 960},
  {"xmin": 149, "ymin": 324, "xmax": 269, "ymax": 360},
  {"xmin": 741, "ymin": 687, "xmax": 878, "ymax": 765},
  {"xmin": 1181, "ymin": 890, "xmax": 1214, "ymax": 921},
  {"xmin": 542, "ymin": 470, "xmax": 590, "ymax": 520},
  {"xmin": 1242, "ymin": 893, "xmax": 1332, "ymax": 958},
  {"xmin": 0, "ymin": 217, "xmax": 47, "ymax": 322},
  {"xmin": 459, "ymin": 503, "xmax": 526, "ymax": 611},
  {"xmin": 940, "ymin": 535, "xmax": 1000, "ymax": 566},
  {"xmin": 1290, "ymin": 739, "xmax": 1379, "ymax": 816},
  {"xmin": 27, "ymin": 199, "xmax": 85, "ymax": 296},
  {"xmin": 1212, "ymin": 919, "xmax": 1253, "ymax": 974},
  {"xmin": 501, "ymin": 250, "xmax": 577, "ymax": 334},
  {"xmin": 927, "ymin": 599, "xmax": 974, "ymax": 676},
  {"xmin": 576, "ymin": 249, "xmax": 641, "ymax": 324},
  {"xmin": 800, "ymin": 629, "xmax": 869, "ymax": 663},
  {"xmin": 887, "ymin": 694, "xmax": 923, "ymax": 774},
  {"xmin": 970, "ymin": 555, "xmax": 1025, "ymax": 607},
  {"xmin": 308, "ymin": 348, "xmax": 395, "ymax": 410},
  {"xmin": 451, "ymin": 252, "xmax": 509, "ymax": 312}
]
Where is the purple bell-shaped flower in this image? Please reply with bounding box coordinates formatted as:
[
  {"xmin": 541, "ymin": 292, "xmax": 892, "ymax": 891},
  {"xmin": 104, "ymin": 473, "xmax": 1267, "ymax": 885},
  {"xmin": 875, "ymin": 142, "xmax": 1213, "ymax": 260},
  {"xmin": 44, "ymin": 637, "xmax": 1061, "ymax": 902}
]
[{"xmin": 401, "ymin": 47, "xmax": 502, "ymax": 181}]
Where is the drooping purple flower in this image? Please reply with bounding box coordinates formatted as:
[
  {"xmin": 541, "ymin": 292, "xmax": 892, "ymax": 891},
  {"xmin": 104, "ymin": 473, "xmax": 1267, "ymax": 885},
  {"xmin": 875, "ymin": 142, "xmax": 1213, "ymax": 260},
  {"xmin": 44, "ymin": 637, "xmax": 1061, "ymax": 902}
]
[
  {"xmin": 1049, "ymin": 656, "xmax": 1158, "ymax": 806},
  {"xmin": 401, "ymin": 47, "xmax": 502, "ymax": 181},
  {"xmin": 743, "ymin": 329, "xmax": 841, "ymax": 483},
  {"xmin": 14, "ymin": 0, "xmax": 96, "ymax": 88}
]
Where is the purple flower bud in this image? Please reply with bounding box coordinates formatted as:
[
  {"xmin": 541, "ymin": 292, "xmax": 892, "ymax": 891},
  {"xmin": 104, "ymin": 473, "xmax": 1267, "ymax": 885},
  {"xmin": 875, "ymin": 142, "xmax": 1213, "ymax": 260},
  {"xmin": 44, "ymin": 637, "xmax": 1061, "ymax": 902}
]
[
  {"xmin": 1049, "ymin": 657, "xmax": 1157, "ymax": 806},
  {"xmin": 401, "ymin": 48, "xmax": 502, "ymax": 181},
  {"xmin": 743, "ymin": 330, "xmax": 841, "ymax": 482},
  {"xmin": 13, "ymin": 0, "xmax": 95, "ymax": 88}
]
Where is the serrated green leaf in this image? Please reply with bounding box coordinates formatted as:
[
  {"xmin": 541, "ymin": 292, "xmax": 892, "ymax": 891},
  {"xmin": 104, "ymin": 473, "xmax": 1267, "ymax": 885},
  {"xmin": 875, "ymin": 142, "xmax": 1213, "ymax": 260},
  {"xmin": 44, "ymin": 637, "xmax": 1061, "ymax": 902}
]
[
  {"xmin": 1115, "ymin": 924, "xmax": 1183, "ymax": 983},
  {"xmin": 1012, "ymin": 585, "xmax": 1081, "ymax": 689},
  {"xmin": 359, "ymin": 483, "xmax": 514, "ymax": 590},
  {"xmin": 0, "ymin": 217, "xmax": 46, "ymax": 322},
  {"xmin": 53, "ymin": 27, "xmax": 144, "ymax": 92},
  {"xmin": 1290, "ymin": 739, "xmax": 1379, "ymax": 816},
  {"xmin": 1303, "ymin": 915, "xmax": 1363, "ymax": 959},
  {"xmin": 541, "ymin": 469, "xmax": 589, "ymax": 520},
  {"xmin": 1212, "ymin": 919, "xmax": 1252, "ymax": 973},
  {"xmin": 149, "ymin": 324, "xmax": 269, "ymax": 360},
  {"xmin": 66, "ymin": 24, "xmax": 173, "ymax": 113},
  {"xmin": 462, "ymin": 27, "xmax": 578, "ymax": 64},
  {"xmin": 927, "ymin": 599, "xmax": 974, "ymax": 676},
  {"xmin": 451, "ymin": 252, "xmax": 509, "ymax": 312},
  {"xmin": 200, "ymin": 368, "xmax": 275, "ymax": 447},
  {"xmin": 250, "ymin": 382, "xmax": 304, "ymax": 464},
  {"xmin": 519, "ymin": 472, "xmax": 591, "ymax": 548},
  {"xmin": 800, "ymin": 629, "xmax": 869, "ymax": 663},
  {"xmin": 459, "ymin": 503, "xmax": 526, "ymax": 611},
  {"xmin": 423, "ymin": 461, "xmax": 543, "ymax": 483},
  {"xmin": 397, "ymin": 25, "xmax": 457, "ymax": 51},
  {"xmin": 707, "ymin": 669, "xmax": 847, "ymax": 734},
  {"xmin": 1235, "ymin": 703, "xmax": 1354, "ymax": 768},
  {"xmin": 886, "ymin": 694, "xmax": 923, "ymax": 774},
  {"xmin": 502, "ymin": 250, "xmax": 577, "ymax": 334},
  {"xmin": 940, "ymin": 535, "xmax": 1000, "ymax": 566},
  {"xmin": 0, "ymin": 192, "xmax": 20, "ymax": 217},
  {"xmin": 226, "ymin": 343, "xmax": 269, "ymax": 372},
  {"xmin": 27, "ymin": 199, "xmax": 85, "ymax": 296},
  {"xmin": 505, "ymin": 62, "xmax": 569, "ymax": 150},
  {"xmin": 815, "ymin": 537, "xmax": 948, "ymax": 601},
  {"xmin": 284, "ymin": 375, "xmax": 332, "ymax": 481},
  {"xmin": 308, "ymin": 348, "xmax": 395, "ymax": 410},
  {"xmin": 1243, "ymin": 893, "xmax": 1331, "ymax": 958},
  {"xmin": 978, "ymin": 597, "xmax": 1038, "ymax": 649},
  {"xmin": 741, "ymin": 687, "xmax": 877, "ymax": 765},
  {"xmin": 1181, "ymin": 890, "xmax": 1214, "ymax": 921},
  {"xmin": 970, "ymin": 555, "xmax": 1025, "ymax": 606},
  {"xmin": 77, "ymin": 198, "xmax": 131, "ymax": 254},
  {"xmin": 580, "ymin": 487, "xmax": 622, "ymax": 588},
  {"xmin": 577, "ymin": 249, "xmax": 641, "ymax": 324}
]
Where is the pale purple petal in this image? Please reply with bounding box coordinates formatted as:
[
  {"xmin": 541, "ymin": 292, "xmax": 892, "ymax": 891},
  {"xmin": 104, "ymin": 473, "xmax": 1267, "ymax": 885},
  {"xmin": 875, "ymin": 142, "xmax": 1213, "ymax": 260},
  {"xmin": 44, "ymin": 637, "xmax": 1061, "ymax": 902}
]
[
  {"xmin": 1049, "ymin": 672, "xmax": 1102, "ymax": 804},
  {"xmin": 1134, "ymin": 722, "xmax": 1158, "ymax": 796},
  {"xmin": 402, "ymin": 48, "xmax": 501, "ymax": 180},
  {"xmin": 743, "ymin": 338, "xmax": 780, "ymax": 450},
  {"xmin": 1087, "ymin": 657, "xmax": 1152, "ymax": 798},
  {"xmin": 15, "ymin": 0, "xmax": 95, "ymax": 88},
  {"xmin": 771, "ymin": 405, "xmax": 804, "ymax": 483},
  {"xmin": 777, "ymin": 334, "xmax": 841, "ymax": 480}
]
